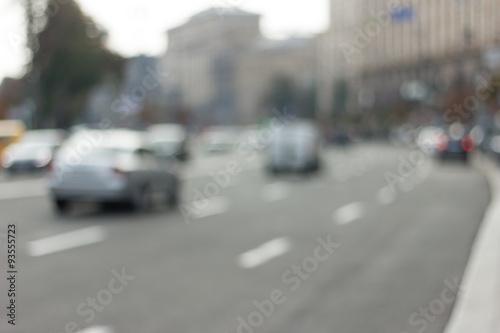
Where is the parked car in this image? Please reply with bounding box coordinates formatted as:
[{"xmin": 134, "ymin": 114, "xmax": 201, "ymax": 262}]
[
  {"xmin": 48, "ymin": 129, "xmax": 180, "ymax": 213},
  {"xmin": 435, "ymin": 123, "xmax": 475, "ymax": 162},
  {"xmin": 147, "ymin": 124, "xmax": 189, "ymax": 161},
  {"xmin": 266, "ymin": 120, "xmax": 321, "ymax": 174},
  {"xmin": 1, "ymin": 129, "xmax": 66, "ymax": 174}
]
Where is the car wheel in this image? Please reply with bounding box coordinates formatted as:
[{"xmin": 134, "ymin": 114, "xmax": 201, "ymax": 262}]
[
  {"xmin": 54, "ymin": 199, "xmax": 70, "ymax": 214},
  {"xmin": 131, "ymin": 185, "xmax": 151, "ymax": 211},
  {"xmin": 310, "ymin": 159, "xmax": 320, "ymax": 173}
]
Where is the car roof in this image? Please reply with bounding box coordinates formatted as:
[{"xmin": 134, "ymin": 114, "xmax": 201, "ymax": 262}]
[
  {"xmin": 147, "ymin": 124, "xmax": 186, "ymax": 140},
  {"xmin": 20, "ymin": 129, "xmax": 66, "ymax": 143},
  {"xmin": 66, "ymin": 129, "xmax": 149, "ymax": 150}
]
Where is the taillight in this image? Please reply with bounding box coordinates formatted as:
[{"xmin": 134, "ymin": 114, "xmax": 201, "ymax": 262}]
[
  {"xmin": 461, "ymin": 134, "xmax": 475, "ymax": 152},
  {"xmin": 435, "ymin": 133, "xmax": 449, "ymax": 151}
]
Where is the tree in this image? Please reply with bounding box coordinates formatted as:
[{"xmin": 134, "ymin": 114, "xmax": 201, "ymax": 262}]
[{"xmin": 27, "ymin": 0, "xmax": 123, "ymax": 128}]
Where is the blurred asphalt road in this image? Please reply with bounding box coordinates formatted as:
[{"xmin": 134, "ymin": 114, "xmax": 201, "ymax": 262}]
[{"xmin": 0, "ymin": 143, "xmax": 490, "ymax": 333}]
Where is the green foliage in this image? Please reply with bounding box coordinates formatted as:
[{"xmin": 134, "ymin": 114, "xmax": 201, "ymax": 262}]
[{"xmin": 29, "ymin": 0, "xmax": 123, "ymax": 128}]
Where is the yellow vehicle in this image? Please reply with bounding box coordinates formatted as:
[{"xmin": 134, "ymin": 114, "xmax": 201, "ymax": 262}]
[{"xmin": 0, "ymin": 120, "xmax": 26, "ymax": 155}]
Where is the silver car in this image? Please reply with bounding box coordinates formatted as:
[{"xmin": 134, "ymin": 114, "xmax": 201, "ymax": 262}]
[{"xmin": 48, "ymin": 129, "xmax": 180, "ymax": 213}]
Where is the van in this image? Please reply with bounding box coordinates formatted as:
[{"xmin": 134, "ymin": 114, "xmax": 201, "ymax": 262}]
[{"xmin": 266, "ymin": 120, "xmax": 321, "ymax": 174}]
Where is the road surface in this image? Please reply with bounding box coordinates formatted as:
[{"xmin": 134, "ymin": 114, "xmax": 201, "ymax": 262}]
[{"xmin": 0, "ymin": 143, "xmax": 490, "ymax": 333}]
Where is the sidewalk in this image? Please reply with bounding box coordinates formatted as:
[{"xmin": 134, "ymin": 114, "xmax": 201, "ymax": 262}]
[{"xmin": 445, "ymin": 154, "xmax": 500, "ymax": 333}]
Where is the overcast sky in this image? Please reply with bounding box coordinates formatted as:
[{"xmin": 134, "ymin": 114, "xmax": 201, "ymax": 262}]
[{"xmin": 0, "ymin": 0, "xmax": 329, "ymax": 82}]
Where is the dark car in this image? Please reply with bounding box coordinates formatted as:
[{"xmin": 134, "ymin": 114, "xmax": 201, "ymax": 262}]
[{"xmin": 435, "ymin": 123, "xmax": 475, "ymax": 162}]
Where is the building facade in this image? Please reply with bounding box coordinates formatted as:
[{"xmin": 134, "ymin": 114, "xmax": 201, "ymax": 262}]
[
  {"xmin": 317, "ymin": 0, "xmax": 500, "ymax": 122},
  {"xmin": 161, "ymin": 8, "xmax": 317, "ymax": 126},
  {"xmin": 161, "ymin": 8, "xmax": 262, "ymax": 126},
  {"xmin": 236, "ymin": 37, "xmax": 316, "ymax": 123}
]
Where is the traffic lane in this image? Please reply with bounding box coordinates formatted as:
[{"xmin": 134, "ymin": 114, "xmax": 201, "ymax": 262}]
[
  {"xmin": 0, "ymin": 196, "xmax": 103, "ymax": 243},
  {"xmin": 2, "ymin": 146, "xmax": 479, "ymax": 333},
  {"xmin": 83, "ymin": 147, "xmax": 427, "ymax": 332},
  {"xmin": 0, "ymin": 206, "xmax": 189, "ymax": 333},
  {"xmin": 0, "ymin": 143, "xmax": 397, "ymax": 253},
  {"xmin": 82, "ymin": 181, "xmax": 395, "ymax": 332},
  {"xmin": 0, "ymin": 146, "xmax": 402, "ymax": 332},
  {"xmin": 263, "ymin": 161, "xmax": 490, "ymax": 333},
  {"xmin": 0, "ymin": 145, "xmax": 418, "ymax": 332},
  {"xmin": 178, "ymin": 152, "xmax": 399, "ymax": 261},
  {"xmin": 181, "ymin": 143, "xmax": 397, "ymax": 204}
]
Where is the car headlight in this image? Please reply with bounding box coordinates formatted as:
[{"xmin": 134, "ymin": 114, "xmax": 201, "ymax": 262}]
[
  {"xmin": 1, "ymin": 151, "xmax": 14, "ymax": 168},
  {"xmin": 35, "ymin": 149, "xmax": 52, "ymax": 167}
]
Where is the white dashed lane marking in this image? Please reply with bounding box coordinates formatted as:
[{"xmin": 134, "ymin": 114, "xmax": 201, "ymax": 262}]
[
  {"xmin": 333, "ymin": 202, "xmax": 365, "ymax": 225},
  {"xmin": 27, "ymin": 226, "xmax": 106, "ymax": 257},
  {"xmin": 238, "ymin": 237, "xmax": 291, "ymax": 269}
]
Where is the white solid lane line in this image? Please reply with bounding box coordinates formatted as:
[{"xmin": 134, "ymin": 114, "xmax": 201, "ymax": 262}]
[
  {"xmin": 261, "ymin": 182, "xmax": 291, "ymax": 202},
  {"xmin": 238, "ymin": 237, "xmax": 291, "ymax": 269},
  {"xmin": 333, "ymin": 202, "xmax": 365, "ymax": 225},
  {"xmin": 27, "ymin": 226, "xmax": 106, "ymax": 257},
  {"xmin": 76, "ymin": 326, "xmax": 114, "ymax": 333},
  {"xmin": 0, "ymin": 179, "xmax": 48, "ymax": 200},
  {"xmin": 191, "ymin": 196, "xmax": 230, "ymax": 219},
  {"xmin": 377, "ymin": 187, "xmax": 396, "ymax": 205}
]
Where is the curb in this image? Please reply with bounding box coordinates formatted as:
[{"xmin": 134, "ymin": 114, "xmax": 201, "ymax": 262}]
[{"xmin": 444, "ymin": 154, "xmax": 500, "ymax": 333}]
